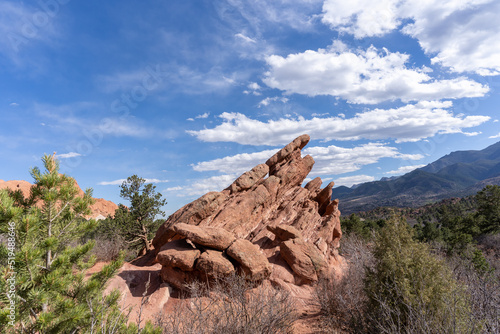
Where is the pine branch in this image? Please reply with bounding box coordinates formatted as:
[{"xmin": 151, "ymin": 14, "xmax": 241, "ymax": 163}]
[{"xmin": 50, "ymin": 201, "xmax": 70, "ymax": 223}]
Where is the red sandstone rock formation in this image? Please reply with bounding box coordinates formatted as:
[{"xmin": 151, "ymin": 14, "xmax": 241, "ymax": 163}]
[
  {"xmin": 0, "ymin": 179, "xmax": 118, "ymax": 220},
  {"xmin": 153, "ymin": 134, "xmax": 343, "ymax": 288}
]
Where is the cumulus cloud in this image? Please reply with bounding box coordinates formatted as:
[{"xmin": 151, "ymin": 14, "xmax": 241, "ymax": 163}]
[
  {"xmin": 322, "ymin": 0, "xmax": 500, "ymax": 75},
  {"xmin": 334, "ymin": 175, "xmax": 375, "ymax": 187},
  {"xmin": 192, "ymin": 149, "xmax": 277, "ymax": 175},
  {"xmin": 192, "ymin": 143, "xmax": 422, "ymax": 178},
  {"xmin": 188, "ymin": 101, "xmax": 490, "ymax": 145},
  {"xmin": 322, "ymin": 0, "xmax": 401, "ymax": 38},
  {"xmin": 99, "ymin": 178, "xmax": 169, "ymax": 186},
  {"xmin": 263, "ymin": 46, "xmax": 488, "ymax": 104},
  {"xmin": 304, "ymin": 143, "xmax": 423, "ymax": 175}
]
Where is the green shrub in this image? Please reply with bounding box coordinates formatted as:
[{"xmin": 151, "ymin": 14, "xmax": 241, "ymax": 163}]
[{"xmin": 365, "ymin": 217, "xmax": 470, "ymax": 333}]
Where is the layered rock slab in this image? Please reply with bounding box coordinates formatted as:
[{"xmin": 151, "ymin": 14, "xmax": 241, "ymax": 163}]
[{"xmin": 173, "ymin": 223, "xmax": 236, "ymax": 250}]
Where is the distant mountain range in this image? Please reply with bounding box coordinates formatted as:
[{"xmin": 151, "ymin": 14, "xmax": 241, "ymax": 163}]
[{"xmin": 332, "ymin": 141, "xmax": 500, "ymax": 214}]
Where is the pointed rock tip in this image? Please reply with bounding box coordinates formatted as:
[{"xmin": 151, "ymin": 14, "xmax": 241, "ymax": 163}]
[
  {"xmin": 265, "ymin": 134, "xmax": 311, "ymax": 168},
  {"xmin": 295, "ymin": 134, "xmax": 310, "ymax": 149}
]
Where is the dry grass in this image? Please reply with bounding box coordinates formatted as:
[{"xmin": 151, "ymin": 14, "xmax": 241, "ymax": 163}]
[{"xmin": 154, "ymin": 274, "xmax": 298, "ymax": 334}]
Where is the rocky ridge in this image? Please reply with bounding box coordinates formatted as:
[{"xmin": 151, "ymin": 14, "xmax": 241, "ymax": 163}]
[{"xmin": 152, "ymin": 134, "xmax": 343, "ymax": 289}]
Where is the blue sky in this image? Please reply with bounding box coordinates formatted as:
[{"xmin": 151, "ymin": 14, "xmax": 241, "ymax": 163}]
[{"xmin": 1, "ymin": 0, "xmax": 500, "ymax": 215}]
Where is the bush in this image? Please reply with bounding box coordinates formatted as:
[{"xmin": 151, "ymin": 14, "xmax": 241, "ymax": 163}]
[
  {"xmin": 317, "ymin": 233, "xmax": 374, "ymax": 333},
  {"xmin": 365, "ymin": 217, "xmax": 470, "ymax": 334},
  {"xmin": 155, "ymin": 274, "xmax": 297, "ymax": 334}
]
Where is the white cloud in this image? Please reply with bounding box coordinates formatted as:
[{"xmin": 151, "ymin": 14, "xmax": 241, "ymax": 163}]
[
  {"xmin": 463, "ymin": 131, "xmax": 481, "ymax": 137},
  {"xmin": 385, "ymin": 164, "xmax": 426, "ymax": 175},
  {"xmin": 192, "ymin": 149, "xmax": 278, "ymax": 174},
  {"xmin": 322, "ymin": 0, "xmax": 500, "ymax": 75},
  {"xmin": 56, "ymin": 152, "xmax": 82, "ymax": 159},
  {"xmin": 334, "ymin": 175, "xmax": 375, "ymax": 187},
  {"xmin": 175, "ymin": 174, "xmax": 236, "ymax": 197},
  {"xmin": 144, "ymin": 179, "xmax": 170, "ymax": 183},
  {"xmin": 99, "ymin": 178, "xmax": 169, "ymax": 186},
  {"xmin": 188, "ymin": 101, "xmax": 490, "ymax": 145},
  {"xmin": 9, "ymin": 102, "xmax": 18, "ymax": 107},
  {"xmin": 402, "ymin": 0, "xmax": 500, "ymax": 76},
  {"xmin": 489, "ymin": 133, "xmax": 500, "ymax": 139},
  {"xmin": 258, "ymin": 96, "xmax": 289, "ymax": 107},
  {"xmin": 244, "ymin": 82, "xmax": 263, "ymax": 95},
  {"xmin": 164, "ymin": 186, "xmax": 184, "ymax": 192},
  {"xmin": 235, "ymin": 33, "xmax": 256, "ymax": 43},
  {"xmin": 196, "ymin": 112, "xmax": 210, "ymax": 119},
  {"xmin": 304, "ymin": 143, "xmax": 423, "ymax": 175},
  {"xmin": 248, "ymin": 82, "xmax": 261, "ymax": 90},
  {"xmin": 322, "ymin": 0, "xmax": 401, "ymax": 38},
  {"xmin": 98, "ymin": 179, "xmax": 127, "ymax": 186},
  {"xmin": 263, "ymin": 46, "xmax": 488, "ymax": 104},
  {"xmin": 192, "ymin": 143, "xmax": 423, "ymax": 178}
]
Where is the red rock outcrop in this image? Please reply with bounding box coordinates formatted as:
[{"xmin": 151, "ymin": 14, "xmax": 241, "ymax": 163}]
[
  {"xmin": 153, "ymin": 134, "xmax": 343, "ymax": 289},
  {"xmin": 0, "ymin": 179, "xmax": 118, "ymax": 220}
]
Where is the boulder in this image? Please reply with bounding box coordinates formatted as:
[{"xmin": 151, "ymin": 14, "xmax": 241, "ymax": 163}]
[
  {"xmin": 279, "ymin": 238, "xmax": 327, "ymax": 283},
  {"xmin": 196, "ymin": 250, "xmax": 235, "ymax": 279},
  {"xmin": 156, "ymin": 239, "xmax": 200, "ymax": 271},
  {"xmin": 173, "ymin": 223, "xmax": 236, "ymax": 251},
  {"xmin": 226, "ymin": 239, "xmax": 271, "ymax": 280}
]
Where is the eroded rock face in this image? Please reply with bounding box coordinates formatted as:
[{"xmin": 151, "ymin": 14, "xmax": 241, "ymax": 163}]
[{"xmin": 153, "ymin": 134, "xmax": 342, "ymax": 289}]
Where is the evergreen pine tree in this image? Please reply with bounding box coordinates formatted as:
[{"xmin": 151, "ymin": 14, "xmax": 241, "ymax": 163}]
[
  {"xmin": 0, "ymin": 154, "xmax": 138, "ymax": 333},
  {"xmin": 104, "ymin": 175, "xmax": 166, "ymax": 253}
]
